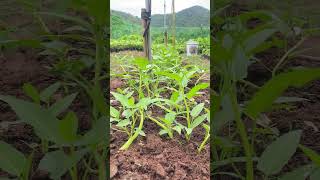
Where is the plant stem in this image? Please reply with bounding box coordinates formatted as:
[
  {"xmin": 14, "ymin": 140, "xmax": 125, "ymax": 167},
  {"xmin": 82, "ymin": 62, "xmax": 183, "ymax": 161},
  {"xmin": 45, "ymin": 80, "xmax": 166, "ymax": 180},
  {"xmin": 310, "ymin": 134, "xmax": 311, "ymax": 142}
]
[
  {"xmin": 198, "ymin": 132, "xmax": 210, "ymax": 152},
  {"xmin": 148, "ymin": 116, "xmax": 173, "ymax": 138},
  {"xmin": 272, "ymin": 37, "xmax": 306, "ymax": 77},
  {"xmin": 94, "ymin": 28, "xmax": 104, "ymax": 87},
  {"xmin": 120, "ymin": 109, "xmax": 145, "ymax": 150},
  {"xmin": 230, "ymin": 87, "xmax": 254, "ymax": 180}
]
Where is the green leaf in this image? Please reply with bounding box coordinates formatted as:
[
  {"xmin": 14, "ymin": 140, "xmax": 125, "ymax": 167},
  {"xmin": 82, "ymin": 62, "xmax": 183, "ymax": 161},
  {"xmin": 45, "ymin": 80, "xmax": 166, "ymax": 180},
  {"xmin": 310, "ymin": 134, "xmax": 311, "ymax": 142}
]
[
  {"xmin": 278, "ymin": 164, "xmax": 313, "ymax": 180},
  {"xmin": 75, "ymin": 116, "xmax": 107, "ymax": 146},
  {"xmin": 110, "ymin": 106, "xmax": 120, "ymax": 118},
  {"xmin": 186, "ymin": 83, "xmax": 209, "ymax": 99},
  {"xmin": 40, "ymin": 82, "xmax": 61, "ymax": 102},
  {"xmin": 213, "ymin": 95, "xmax": 234, "ymax": 134},
  {"xmin": 191, "ymin": 114, "xmax": 207, "ymax": 129},
  {"xmin": 58, "ymin": 112, "xmax": 78, "ymax": 142},
  {"xmin": 22, "ymin": 83, "xmax": 40, "ymax": 104},
  {"xmin": 132, "ymin": 57, "xmax": 149, "ymax": 70},
  {"xmin": 244, "ymin": 28, "xmax": 276, "ymax": 52},
  {"xmin": 299, "ymin": 145, "xmax": 320, "ymax": 166},
  {"xmin": 37, "ymin": 12, "xmax": 93, "ymax": 33},
  {"xmin": 136, "ymin": 98, "xmax": 155, "ymax": 109},
  {"xmin": 191, "ymin": 103, "xmax": 205, "ymax": 118},
  {"xmin": 159, "ymin": 129, "xmax": 169, "ymax": 136},
  {"xmin": 0, "ymin": 96, "xmax": 62, "ymax": 143},
  {"xmin": 164, "ymin": 112, "xmax": 176, "ymax": 126},
  {"xmin": 111, "ymin": 92, "xmax": 130, "ymax": 108},
  {"xmin": 49, "ymin": 93, "xmax": 78, "ymax": 116},
  {"xmin": 116, "ymin": 119, "xmax": 130, "ymax": 128},
  {"xmin": 257, "ymin": 130, "xmax": 302, "ymax": 175},
  {"xmin": 156, "ymin": 71, "xmax": 181, "ymax": 83},
  {"xmin": 38, "ymin": 149, "xmax": 87, "ymax": 179},
  {"xmin": 0, "ymin": 141, "xmax": 27, "ymax": 176},
  {"xmin": 185, "ymin": 128, "xmax": 193, "ymax": 135},
  {"xmin": 233, "ymin": 45, "xmax": 250, "ymax": 80},
  {"xmin": 245, "ymin": 69, "xmax": 320, "ymax": 119},
  {"xmin": 173, "ymin": 125, "xmax": 182, "ymax": 135}
]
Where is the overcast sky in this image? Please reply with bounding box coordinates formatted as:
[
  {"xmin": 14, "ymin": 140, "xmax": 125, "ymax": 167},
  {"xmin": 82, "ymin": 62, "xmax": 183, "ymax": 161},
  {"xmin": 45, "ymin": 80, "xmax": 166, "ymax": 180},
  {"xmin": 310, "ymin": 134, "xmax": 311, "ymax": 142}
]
[{"xmin": 111, "ymin": 0, "xmax": 210, "ymax": 17}]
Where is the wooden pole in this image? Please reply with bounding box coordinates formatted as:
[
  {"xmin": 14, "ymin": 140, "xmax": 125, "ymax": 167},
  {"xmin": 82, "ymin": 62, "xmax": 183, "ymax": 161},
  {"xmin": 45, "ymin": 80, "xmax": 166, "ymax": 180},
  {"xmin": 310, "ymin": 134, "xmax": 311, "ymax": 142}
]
[
  {"xmin": 164, "ymin": 0, "xmax": 168, "ymax": 46},
  {"xmin": 172, "ymin": 0, "xmax": 176, "ymax": 47},
  {"xmin": 142, "ymin": 0, "xmax": 152, "ymax": 61}
]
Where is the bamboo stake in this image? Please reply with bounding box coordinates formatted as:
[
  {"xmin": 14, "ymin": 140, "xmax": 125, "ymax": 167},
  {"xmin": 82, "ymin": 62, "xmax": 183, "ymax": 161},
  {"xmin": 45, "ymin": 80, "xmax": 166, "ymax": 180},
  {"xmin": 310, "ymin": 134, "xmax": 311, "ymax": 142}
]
[
  {"xmin": 141, "ymin": 0, "xmax": 152, "ymax": 61},
  {"xmin": 171, "ymin": 0, "xmax": 176, "ymax": 47}
]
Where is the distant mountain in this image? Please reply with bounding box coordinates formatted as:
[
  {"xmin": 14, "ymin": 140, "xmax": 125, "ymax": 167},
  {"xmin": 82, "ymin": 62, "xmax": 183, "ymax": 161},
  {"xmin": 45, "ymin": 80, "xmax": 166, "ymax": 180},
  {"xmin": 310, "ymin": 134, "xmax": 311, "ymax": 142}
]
[
  {"xmin": 151, "ymin": 6, "xmax": 210, "ymax": 27},
  {"xmin": 111, "ymin": 5, "xmax": 210, "ymax": 28},
  {"xmin": 111, "ymin": 10, "xmax": 141, "ymax": 38},
  {"xmin": 111, "ymin": 10, "xmax": 140, "ymax": 24}
]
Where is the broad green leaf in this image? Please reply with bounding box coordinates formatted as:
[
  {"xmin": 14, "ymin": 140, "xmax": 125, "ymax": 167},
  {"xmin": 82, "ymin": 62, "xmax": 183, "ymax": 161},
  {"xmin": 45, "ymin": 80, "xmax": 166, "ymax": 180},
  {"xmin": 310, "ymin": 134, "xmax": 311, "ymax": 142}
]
[
  {"xmin": 181, "ymin": 75, "xmax": 189, "ymax": 87},
  {"xmin": 22, "ymin": 83, "xmax": 40, "ymax": 104},
  {"xmin": 156, "ymin": 71, "xmax": 181, "ymax": 82},
  {"xmin": 111, "ymin": 92, "xmax": 130, "ymax": 108},
  {"xmin": 233, "ymin": 45, "xmax": 250, "ymax": 80},
  {"xmin": 186, "ymin": 128, "xmax": 193, "ymax": 135},
  {"xmin": 186, "ymin": 83, "xmax": 209, "ymax": 99},
  {"xmin": 191, "ymin": 114, "xmax": 207, "ymax": 129},
  {"xmin": 40, "ymin": 82, "xmax": 61, "ymax": 102},
  {"xmin": 110, "ymin": 106, "xmax": 120, "ymax": 118},
  {"xmin": 222, "ymin": 34, "xmax": 233, "ymax": 49},
  {"xmin": 299, "ymin": 145, "xmax": 320, "ymax": 166},
  {"xmin": 191, "ymin": 103, "xmax": 205, "ymax": 118},
  {"xmin": 173, "ymin": 125, "xmax": 182, "ymax": 135},
  {"xmin": 58, "ymin": 112, "xmax": 78, "ymax": 142},
  {"xmin": 90, "ymin": 86, "xmax": 108, "ymax": 117},
  {"xmin": 0, "ymin": 141, "xmax": 26, "ymax": 176},
  {"xmin": 164, "ymin": 112, "xmax": 176, "ymax": 125},
  {"xmin": 37, "ymin": 12, "xmax": 93, "ymax": 33},
  {"xmin": 136, "ymin": 98, "xmax": 155, "ymax": 109},
  {"xmin": 38, "ymin": 149, "xmax": 87, "ymax": 179},
  {"xmin": 122, "ymin": 109, "xmax": 133, "ymax": 118},
  {"xmin": 244, "ymin": 28, "xmax": 276, "ymax": 52},
  {"xmin": 278, "ymin": 164, "xmax": 312, "ymax": 180},
  {"xmin": 49, "ymin": 93, "xmax": 78, "ymax": 116},
  {"xmin": 159, "ymin": 129, "xmax": 169, "ymax": 136},
  {"xmin": 257, "ymin": 130, "xmax": 302, "ymax": 175},
  {"xmin": 0, "ymin": 96, "xmax": 62, "ymax": 143},
  {"xmin": 132, "ymin": 57, "xmax": 149, "ymax": 70},
  {"xmin": 245, "ymin": 69, "xmax": 320, "ymax": 119},
  {"xmin": 116, "ymin": 119, "xmax": 130, "ymax": 128},
  {"xmin": 213, "ymin": 94, "xmax": 234, "ymax": 134},
  {"xmin": 170, "ymin": 91, "xmax": 179, "ymax": 102},
  {"xmin": 75, "ymin": 116, "xmax": 107, "ymax": 146},
  {"xmin": 135, "ymin": 129, "xmax": 146, "ymax": 137},
  {"xmin": 128, "ymin": 97, "xmax": 135, "ymax": 106}
]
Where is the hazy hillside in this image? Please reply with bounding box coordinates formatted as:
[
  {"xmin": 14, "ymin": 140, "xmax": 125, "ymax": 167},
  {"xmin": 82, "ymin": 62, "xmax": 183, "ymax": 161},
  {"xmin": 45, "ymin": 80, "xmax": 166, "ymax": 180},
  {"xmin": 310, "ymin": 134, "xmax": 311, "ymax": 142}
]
[
  {"xmin": 111, "ymin": 10, "xmax": 142, "ymax": 38},
  {"xmin": 151, "ymin": 6, "xmax": 210, "ymax": 27}
]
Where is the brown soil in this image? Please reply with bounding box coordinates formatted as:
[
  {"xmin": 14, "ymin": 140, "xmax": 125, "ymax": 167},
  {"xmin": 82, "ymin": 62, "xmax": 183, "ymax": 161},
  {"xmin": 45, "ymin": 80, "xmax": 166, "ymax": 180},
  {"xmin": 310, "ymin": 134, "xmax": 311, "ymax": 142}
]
[
  {"xmin": 110, "ymin": 56, "xmax": 211, "ymax": 179},
  {"xmin": 0, "ymin": 48, "xmax": 94, "ymax": 179},
  {"xmin": 110, "ymin": 120, "xmax": 210, "ymax": 180}
]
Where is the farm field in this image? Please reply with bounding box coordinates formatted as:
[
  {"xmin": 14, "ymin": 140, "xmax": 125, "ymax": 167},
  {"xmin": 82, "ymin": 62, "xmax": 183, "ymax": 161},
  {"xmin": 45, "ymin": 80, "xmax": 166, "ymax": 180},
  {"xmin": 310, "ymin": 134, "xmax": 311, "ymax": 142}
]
[
  {"xmin": 0, "ymin": 0, "xmax": 320, "ymax": 180},
  {"xmin": 110, "ymin": 50, "xmax": 210, "ymax": 178},
  {"xmin": 109, "ymin": 1, "xmax": 211, "ymax": 179}
]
